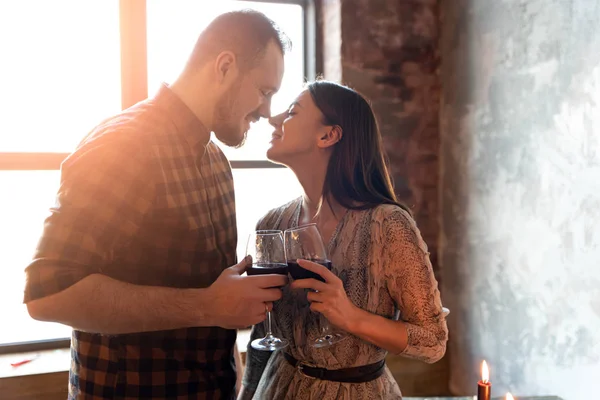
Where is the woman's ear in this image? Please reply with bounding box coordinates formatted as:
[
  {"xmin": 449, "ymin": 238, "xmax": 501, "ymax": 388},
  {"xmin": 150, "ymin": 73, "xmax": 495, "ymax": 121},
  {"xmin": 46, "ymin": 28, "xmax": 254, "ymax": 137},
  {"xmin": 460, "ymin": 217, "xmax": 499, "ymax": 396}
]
[{"xmin": 317, "ymin": 125, "xmax": 343, "ymax": 149}]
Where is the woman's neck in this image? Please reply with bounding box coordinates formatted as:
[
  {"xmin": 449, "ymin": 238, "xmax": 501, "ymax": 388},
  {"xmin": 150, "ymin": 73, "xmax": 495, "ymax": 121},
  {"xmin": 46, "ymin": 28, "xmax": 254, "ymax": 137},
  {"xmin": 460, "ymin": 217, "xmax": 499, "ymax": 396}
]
[{"xmin": 291, "ymin": 159, "xmax": 345, "ymax": 224}]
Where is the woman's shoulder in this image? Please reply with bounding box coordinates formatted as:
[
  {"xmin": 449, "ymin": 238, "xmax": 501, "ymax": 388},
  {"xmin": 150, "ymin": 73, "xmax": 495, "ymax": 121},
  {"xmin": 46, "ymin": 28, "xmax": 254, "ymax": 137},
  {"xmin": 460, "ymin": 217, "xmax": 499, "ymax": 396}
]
[
  {"xmin": 256, "ymin": 197, "xmax": 301, "ymax": 230},
  {"xmin": 363, "ymin": 203, "xmax": 422, "ymax": 243},
  {"xmin": 368, "ymin": 203, "xmax": 428, "ymax": 252},
  {"xmin": 370, "ymin": 203, "xmax": 415, "ymax": 226}
]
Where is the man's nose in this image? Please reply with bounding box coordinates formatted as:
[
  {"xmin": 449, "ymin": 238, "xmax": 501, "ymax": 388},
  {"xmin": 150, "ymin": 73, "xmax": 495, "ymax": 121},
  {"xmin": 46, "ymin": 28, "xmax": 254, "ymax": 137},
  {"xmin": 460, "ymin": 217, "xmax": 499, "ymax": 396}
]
[{"xmin": 258, "ymin": 98, "xmax": 272, "ymax": 119}]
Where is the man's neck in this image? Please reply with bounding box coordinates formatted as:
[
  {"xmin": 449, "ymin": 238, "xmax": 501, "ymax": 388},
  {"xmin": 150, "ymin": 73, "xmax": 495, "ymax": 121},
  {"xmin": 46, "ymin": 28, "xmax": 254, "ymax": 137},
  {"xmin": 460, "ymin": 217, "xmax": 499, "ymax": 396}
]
[{"xmin": 169, "ymin": 73, "xmax": 215, "ymax": 134}]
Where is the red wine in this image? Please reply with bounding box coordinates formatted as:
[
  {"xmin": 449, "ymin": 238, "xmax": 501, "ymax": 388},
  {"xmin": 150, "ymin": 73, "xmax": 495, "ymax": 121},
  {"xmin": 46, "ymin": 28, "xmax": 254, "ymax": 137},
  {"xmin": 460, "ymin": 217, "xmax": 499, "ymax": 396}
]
[
  {"xmin": 287, "ymin": 260, "xmax": 332, "ymax": 282},
  {"xmin": 247, "ymin": 263, "xmax": 289, "ymax": 276}
]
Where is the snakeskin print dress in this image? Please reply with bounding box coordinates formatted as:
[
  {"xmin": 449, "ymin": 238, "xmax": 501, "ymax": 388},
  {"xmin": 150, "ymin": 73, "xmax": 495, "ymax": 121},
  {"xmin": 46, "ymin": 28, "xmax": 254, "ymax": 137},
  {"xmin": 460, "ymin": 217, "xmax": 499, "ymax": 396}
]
[{"xmin": 242, "ymin": 198, "xmax": 448, "ymax": 399}]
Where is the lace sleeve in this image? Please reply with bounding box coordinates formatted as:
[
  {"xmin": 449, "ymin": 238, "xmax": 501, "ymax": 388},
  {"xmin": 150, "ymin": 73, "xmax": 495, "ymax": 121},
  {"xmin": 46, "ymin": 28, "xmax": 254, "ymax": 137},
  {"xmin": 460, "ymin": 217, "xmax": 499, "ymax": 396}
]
[{"xmin": 380, "ymin": 207, "xmax": 448, "ymax": 363}]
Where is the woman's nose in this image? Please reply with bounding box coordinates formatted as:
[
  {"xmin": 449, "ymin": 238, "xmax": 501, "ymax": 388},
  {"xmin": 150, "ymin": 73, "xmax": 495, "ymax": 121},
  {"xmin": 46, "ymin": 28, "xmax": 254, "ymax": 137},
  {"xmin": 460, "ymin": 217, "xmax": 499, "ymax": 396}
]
[{"xmin": 268, "ymin": 111, "xmax": 286, "ymax": 128}]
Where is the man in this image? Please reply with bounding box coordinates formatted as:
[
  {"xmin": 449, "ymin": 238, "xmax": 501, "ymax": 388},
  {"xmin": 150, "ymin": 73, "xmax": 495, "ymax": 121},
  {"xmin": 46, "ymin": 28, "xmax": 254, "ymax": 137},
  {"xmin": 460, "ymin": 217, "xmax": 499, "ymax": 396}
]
[{"xmin": 24, "ymin": 10, "xmax": 288, "ymax": 399}]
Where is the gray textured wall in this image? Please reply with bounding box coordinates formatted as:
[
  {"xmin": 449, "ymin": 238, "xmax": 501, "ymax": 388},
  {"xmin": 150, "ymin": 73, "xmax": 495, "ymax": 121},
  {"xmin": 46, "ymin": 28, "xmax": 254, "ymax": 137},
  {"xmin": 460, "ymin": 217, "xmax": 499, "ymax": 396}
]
[{"xmin": 440, "ymin": 1, "xmax": 600, "ymax": 399}]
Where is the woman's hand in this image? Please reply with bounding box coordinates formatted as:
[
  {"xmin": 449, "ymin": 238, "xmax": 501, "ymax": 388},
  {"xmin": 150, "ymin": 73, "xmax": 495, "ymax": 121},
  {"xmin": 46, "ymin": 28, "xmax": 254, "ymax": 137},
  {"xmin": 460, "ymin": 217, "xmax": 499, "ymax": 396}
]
[{"xmin": 289, "ymin": 259, "xmax": 360, "ymax": 331}]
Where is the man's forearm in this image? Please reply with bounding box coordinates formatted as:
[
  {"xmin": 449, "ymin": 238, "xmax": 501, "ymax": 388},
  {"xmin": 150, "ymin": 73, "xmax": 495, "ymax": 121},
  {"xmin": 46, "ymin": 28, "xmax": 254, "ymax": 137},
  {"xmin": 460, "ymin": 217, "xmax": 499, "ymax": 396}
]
[{"xmin": 26, "ymin": 273, "xmax": 211, "ymax": 334}]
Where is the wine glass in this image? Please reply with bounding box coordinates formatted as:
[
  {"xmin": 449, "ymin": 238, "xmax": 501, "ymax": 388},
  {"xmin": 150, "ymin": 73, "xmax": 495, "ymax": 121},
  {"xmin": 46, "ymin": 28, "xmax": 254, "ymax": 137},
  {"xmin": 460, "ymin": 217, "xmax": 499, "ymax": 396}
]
[
  {"xmin": 284, "ymin": 224, "xmax": 346, "ymax": 348},
  {"xmin": 246, "ymin": 230, "xmax": 289, "ymax": 351}
]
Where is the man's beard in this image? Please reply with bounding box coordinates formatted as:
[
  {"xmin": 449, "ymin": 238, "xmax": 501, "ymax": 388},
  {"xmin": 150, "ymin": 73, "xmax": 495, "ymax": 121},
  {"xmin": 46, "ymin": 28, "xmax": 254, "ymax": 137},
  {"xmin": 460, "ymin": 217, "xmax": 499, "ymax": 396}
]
[{"xmin": 213, "ymin": 79, "xmax": 247, "ymax": 148}]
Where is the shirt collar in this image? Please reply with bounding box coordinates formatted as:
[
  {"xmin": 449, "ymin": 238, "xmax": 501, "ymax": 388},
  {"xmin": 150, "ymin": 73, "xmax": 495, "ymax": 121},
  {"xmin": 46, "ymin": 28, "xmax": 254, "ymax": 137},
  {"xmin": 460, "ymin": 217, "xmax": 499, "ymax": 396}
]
[{"xmin": 152, "ymin": 83, "xmax": 210, "ymax": 153}]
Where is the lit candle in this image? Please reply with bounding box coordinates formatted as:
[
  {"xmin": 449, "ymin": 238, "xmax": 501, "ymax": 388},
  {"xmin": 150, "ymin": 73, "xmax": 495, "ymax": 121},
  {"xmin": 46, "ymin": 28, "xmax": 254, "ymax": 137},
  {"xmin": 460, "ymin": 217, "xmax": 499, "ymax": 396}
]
[
  {"xmin": 477, "ymin": 360, "xmax": 491, "ymax": 400},
  {"xmin": 506, "ymin": 393, "xmax": 515, "ymax": 400}
]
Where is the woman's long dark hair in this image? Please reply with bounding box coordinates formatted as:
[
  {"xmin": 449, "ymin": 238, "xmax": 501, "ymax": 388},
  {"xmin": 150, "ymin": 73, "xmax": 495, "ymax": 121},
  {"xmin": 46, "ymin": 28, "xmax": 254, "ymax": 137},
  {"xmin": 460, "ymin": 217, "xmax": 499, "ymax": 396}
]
[{"xmin": 307, "ymin": 80, "xmax": 411, "ymax": 215}]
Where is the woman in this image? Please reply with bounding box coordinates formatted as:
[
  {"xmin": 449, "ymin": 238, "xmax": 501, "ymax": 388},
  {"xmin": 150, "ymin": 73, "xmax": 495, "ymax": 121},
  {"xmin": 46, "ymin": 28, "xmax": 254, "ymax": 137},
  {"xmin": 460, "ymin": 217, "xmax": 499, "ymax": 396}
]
[{"xmin": 239, "ymin": 81, "xmax": 447, "ymax": 399}]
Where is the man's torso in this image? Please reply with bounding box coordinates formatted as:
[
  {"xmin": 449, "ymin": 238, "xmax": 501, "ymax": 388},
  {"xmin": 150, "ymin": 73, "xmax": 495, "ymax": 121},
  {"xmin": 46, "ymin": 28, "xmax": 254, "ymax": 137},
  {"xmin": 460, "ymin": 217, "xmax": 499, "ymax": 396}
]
[{"xmin": 66, "ymin": 88, "xmax": 238, "ymax": 399}]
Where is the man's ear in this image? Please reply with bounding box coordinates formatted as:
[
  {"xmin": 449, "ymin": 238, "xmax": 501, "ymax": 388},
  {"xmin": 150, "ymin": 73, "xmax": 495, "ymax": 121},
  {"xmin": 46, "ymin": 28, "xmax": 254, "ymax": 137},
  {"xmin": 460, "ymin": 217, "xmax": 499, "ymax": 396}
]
[
  {"xmin": 214, "ymin": 51, "xmax": 237, "ymax": 83},
  {"xmin": 317, "ymin": 125, "xmax": 343, "ymax": 149}
]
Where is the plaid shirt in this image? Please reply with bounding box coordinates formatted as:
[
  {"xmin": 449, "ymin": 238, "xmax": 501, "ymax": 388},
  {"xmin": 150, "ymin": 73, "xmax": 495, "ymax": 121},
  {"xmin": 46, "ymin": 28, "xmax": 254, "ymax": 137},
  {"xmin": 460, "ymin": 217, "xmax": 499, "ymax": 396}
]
[{"xmin": 24, "ymin": 85, "xmax": 238, "ymax": 399}]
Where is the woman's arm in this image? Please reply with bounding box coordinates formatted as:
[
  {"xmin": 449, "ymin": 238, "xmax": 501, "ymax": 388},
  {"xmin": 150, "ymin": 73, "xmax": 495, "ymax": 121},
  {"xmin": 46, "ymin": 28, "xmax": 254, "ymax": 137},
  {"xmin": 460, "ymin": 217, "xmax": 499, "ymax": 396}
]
[
  {"xmin": 237, "ymin": 324, "xmax": 272, "ymax": 400},
  {"xmin": 291, "ymin": 208, "xmax": 448, "ymax": 362},
  {"xmin": 374, "ymin": 208, "xmax": 448, "ymax": 362},
  {"xmin": 290, "ymin": 261, "xmax": 411, "ymax": 355},
  {"xmin": 344, "ymin": 307, "xmax": 410, "ymax": 355},
  {"xmin": 237, "ymin": 207, "xmax": 288, "ymax": 399}
]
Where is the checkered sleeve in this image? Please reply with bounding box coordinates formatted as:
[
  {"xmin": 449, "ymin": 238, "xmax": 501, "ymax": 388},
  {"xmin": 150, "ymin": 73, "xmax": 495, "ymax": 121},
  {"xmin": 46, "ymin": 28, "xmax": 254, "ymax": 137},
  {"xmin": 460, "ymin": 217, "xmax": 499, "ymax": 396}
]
[{"xmin": 24, "ymin": 138, "xmax": 155, "ymax": 302}]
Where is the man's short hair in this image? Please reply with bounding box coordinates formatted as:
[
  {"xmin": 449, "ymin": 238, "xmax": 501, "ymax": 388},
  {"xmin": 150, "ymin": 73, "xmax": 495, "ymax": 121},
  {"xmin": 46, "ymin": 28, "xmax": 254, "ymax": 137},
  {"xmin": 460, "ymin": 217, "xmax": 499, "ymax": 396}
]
[{"xmin": 188, "ymin": 9, "xmax": 291, "ymax": 70}]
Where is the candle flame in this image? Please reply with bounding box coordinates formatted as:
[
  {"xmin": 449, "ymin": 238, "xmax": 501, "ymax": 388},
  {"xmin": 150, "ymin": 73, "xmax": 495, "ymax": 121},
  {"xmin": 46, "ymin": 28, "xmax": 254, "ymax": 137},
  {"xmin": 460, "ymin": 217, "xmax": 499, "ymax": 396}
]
[
  {"xmin": 506, "ymin": 393, "xmax": 514, "ymax": 400},
  {"xmin": 481, "ymin": 360, "xmax": 489, "ymax": 383}
]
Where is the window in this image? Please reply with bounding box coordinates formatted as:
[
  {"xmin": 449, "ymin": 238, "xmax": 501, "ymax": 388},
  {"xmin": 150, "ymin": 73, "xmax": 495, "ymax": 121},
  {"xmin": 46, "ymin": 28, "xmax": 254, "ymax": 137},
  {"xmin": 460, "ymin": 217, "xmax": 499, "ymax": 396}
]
[
  {"xmin": 0, "ymin": 0, "xmax": 122, "ymax": 347},
  {"xmin": 0, "ymin": 1, "xmax": 122, "ymax": 153},
  {"xmin": 0, "ymin": 0, "xmax": 308, "ymax": 350}
]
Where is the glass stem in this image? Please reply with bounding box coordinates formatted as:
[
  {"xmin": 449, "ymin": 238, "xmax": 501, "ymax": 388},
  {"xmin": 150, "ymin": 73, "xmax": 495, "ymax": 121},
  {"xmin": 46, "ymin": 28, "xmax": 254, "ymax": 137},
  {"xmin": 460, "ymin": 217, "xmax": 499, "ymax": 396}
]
[
  {"xmin": 314, "ymin": 289, "xmax": 331, "ymax": 337},
  {"xmin": 265, "ymin": 311, "xmax": 274, "ymax": 337},
  {"xmin": 320, "ymin": 314, "xmax": 332, "ymax": 337}
]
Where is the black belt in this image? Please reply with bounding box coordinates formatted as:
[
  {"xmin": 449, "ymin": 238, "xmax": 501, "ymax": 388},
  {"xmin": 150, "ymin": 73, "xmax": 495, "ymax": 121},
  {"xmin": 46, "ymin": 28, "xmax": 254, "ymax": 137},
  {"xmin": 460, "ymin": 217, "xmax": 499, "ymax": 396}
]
[{"xmin": 282, "ymin": 352, "xmax": 386, "ymax": 383}]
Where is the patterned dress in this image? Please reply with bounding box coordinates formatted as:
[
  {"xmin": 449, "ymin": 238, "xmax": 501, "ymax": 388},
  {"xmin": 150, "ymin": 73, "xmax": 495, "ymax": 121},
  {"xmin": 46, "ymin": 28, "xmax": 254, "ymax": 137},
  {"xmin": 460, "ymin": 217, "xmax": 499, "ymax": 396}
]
[{"xmin": 243, "ymin": 198, "xmax": 448, "ymax": 399}]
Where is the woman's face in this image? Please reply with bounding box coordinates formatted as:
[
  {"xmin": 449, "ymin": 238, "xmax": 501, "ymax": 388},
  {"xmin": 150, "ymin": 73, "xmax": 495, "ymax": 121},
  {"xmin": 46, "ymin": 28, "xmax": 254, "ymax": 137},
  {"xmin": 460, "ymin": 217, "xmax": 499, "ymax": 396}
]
[{"xmin": 266, "ymin": 89, "xmax": 329, "ymax": 166}]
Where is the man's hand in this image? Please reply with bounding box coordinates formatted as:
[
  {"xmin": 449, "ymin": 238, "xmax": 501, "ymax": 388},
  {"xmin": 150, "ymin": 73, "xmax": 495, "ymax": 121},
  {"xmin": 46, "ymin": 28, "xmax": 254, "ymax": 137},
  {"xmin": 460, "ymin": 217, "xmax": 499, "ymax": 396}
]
[
  {"xmin": 205, "ymin": 256, "xmax": 287, "ymax": 329},
  {"xmin": 26, "ymin": 256, "xmax": 288, "ymax": 334}
]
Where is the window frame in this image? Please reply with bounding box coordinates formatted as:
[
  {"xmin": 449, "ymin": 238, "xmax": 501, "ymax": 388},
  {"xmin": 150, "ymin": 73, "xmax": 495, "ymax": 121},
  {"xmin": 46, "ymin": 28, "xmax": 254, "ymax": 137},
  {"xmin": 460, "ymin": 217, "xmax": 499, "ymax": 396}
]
[{"xmin": 0, "ymin": 0, "xmax": 313, "ymax": 354}]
